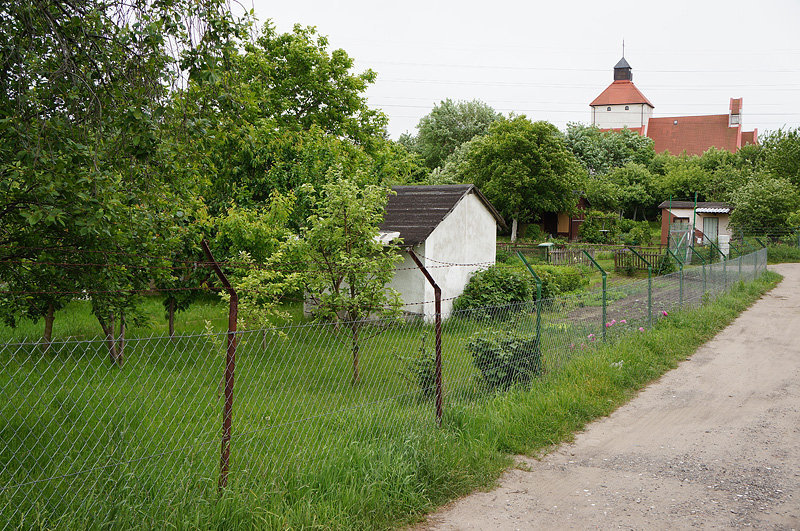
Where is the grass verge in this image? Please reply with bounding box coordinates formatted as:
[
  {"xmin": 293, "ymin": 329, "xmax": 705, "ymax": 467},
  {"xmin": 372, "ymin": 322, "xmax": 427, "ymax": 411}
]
[{"xmin": 0, "ymin": 272, "xmax": 780, "ymax": 529}]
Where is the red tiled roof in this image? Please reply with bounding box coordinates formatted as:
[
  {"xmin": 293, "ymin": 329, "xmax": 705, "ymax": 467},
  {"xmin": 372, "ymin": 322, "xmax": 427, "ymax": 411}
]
[
  {"xmin": 598, "ymin": 126, "xmax": 645, "ymax": 136},
  {"xmin": 590, "ymin": 80, "xmax": 654, "ymax": 107},
  {"xmin": 647, "ymin": 115, "xmax": 742, "ymax": 156},
  {"xmin": 740, "ymin": 129, "xmax": 758, "ymax": 146}
]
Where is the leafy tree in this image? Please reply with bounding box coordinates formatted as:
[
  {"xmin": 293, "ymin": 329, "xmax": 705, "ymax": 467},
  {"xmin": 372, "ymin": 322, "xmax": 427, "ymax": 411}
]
[
  {"xmin": 212, "ymin": 192, "xmax": 302, "ymax": 335},
  {"xmin": 760, "ymin": 128, "xmax": 800, "ymax": 187},
  {"xmin": 608, "ymin": 163, "xmax": 656, "ymax": 220},
  {"xmin": 653, "ymin": 155, "xmax": 711, "ymax": 202},
  {"xmin": 565, "ymin": 123, "xmax": 655, "ymax": 175},
  {"xmin": 729, "ymin": 175, "xmax": 800, "ymax": 232},
  {"xmin": 578, "ymin": 211, "xmax": 620, "ymax": 244},
  {"xmin": 448, "ymin": 116, "xmax": 584, "ymax": 241},
  {"xmin": 176, "ymin": 22, "xmax": 418, "ymax": 223},
  {"xmin": 583, "ymin": 175, "xmax": 622, "ymax": 213},
  {"xmin": 0, "ymin": 0, "xmax": 229, "ymax": 353},
  {"xmin": 427, "ymin": 136, "xmax": 482, "ymax": 185},
  {"xmin": 297, "ymin": 176, "xmax": 403, "ymax": 385},
  {"xmin": 413, "ymin": 99, "xmax": 500, "ymax": 170}
]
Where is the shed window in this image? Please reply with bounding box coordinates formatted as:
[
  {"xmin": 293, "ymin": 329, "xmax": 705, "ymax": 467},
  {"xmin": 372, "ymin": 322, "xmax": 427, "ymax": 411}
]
[
  {"xmin": 607, "ymin": 107, "xmax": 611, "ymax": 111},
  {"xmin": 625, "ymin": 105, "xmax": 630, "ymax": 110}
]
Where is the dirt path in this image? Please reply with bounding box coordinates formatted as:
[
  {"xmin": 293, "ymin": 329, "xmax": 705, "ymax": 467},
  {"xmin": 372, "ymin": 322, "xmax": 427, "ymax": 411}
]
[{"xmin": 419, "ymin": 264, "xmax": 800, "ymax": 530}]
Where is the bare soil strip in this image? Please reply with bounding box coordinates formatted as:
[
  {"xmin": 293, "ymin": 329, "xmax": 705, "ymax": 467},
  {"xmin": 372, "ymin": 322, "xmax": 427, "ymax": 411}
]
[{"xmin": 419, "ymin": 264, "xmax": 800, "ymax": 530}]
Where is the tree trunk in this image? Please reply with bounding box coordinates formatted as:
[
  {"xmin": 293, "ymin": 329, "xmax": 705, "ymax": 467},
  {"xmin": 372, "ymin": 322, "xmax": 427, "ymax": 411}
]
[
  {"xmin": 633, "ymin": 205, "xmax": 638, "ymax": 221},
  {"xmin": 168, "ymin": 298, "xmax": 175, "ymax": 342},
  {"xmin": 41, "ymin": 302, "xmax": 55, "ymax": 354},
  {"xmin": 510, "ymin": 218, "xmax": 519, "ymax": 243},
  {"xmin": 116, "ymin": 314, "xmax": 125, "ymax": 367},
  {"xmin": 98, "ymin": 315, "xmax": 119, "ymax": 364},
  {"xmin": 351, "ymin": 325, "xmax": 360, "ymax": 385}
]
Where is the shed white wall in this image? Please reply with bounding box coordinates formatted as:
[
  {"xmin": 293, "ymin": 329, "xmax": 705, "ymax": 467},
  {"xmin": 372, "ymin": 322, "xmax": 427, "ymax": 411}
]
[
  {"xmin": 420, "ymin": 192, "xmax": 497, "ymax": 319},
  {"xmin": 591, "ymin": 103, "xmax": 652, "ymax": 130},
  {"xmin": 387, "ymin": 243, "xmax": 426, "ymax": 316},
  {"xmin": 667, "ymin": 208, "xmax": 731, "ymax": 236}
]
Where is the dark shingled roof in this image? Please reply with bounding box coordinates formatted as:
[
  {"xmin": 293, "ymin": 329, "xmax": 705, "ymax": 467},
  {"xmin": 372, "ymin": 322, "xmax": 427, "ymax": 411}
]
[
  {"xmin": 380, "ymin": 184, "xmax": 505, "ymax": 246},
  {"xmin": 614, "ymin": 57, "xmax": 632, "ymax": 69},
  {"xmin": 657, "ymin": 200, "xmax": 733, "ymax": 210}
]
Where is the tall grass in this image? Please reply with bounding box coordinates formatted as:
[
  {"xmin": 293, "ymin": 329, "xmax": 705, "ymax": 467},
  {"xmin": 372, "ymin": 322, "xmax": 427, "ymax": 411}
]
[{"xmin": 0, "ymin": 272, "xmax": 780, "ymax": 529}]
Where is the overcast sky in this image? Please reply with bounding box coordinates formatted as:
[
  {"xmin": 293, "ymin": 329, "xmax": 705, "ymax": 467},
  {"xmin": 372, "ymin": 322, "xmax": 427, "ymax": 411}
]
[{"xmin": 249, "ymin": 0, "xmax": 800, "ymax": 139}]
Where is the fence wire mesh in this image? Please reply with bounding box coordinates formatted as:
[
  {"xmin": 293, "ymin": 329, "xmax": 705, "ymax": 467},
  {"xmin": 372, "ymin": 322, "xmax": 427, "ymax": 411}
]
[{"xmin": 0, "ymin": 248, "xmax": 768, "ymax": 528}]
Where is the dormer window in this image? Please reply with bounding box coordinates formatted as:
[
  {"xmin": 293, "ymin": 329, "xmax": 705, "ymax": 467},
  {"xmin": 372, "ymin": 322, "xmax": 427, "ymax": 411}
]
[
  {"xmin": 625, "ymin": 105, "xmax": 630, "ymax": 110},
  {"xmin": 607, "ymin": 107, "xmax": 611, "ymax": 111}
]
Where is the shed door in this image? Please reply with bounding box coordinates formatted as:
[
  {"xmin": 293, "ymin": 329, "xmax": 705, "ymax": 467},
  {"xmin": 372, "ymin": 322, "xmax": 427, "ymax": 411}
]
[{"xmin": 703, "ymin": 217, "xmax": 719, "ymax": 244}]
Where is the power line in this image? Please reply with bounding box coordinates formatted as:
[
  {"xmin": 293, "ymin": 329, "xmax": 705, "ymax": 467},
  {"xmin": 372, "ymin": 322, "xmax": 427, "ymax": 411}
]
[
  {"xmin": 360, "ymin": 59, "xmax": 800, "ymax": 75},
  {"xmin": 372, "ymin": 103, "xmax": 800, "ymax": 116},
  {"xmin": 377, "ymin": 77, "xmax": 800, "ymax": 90}
]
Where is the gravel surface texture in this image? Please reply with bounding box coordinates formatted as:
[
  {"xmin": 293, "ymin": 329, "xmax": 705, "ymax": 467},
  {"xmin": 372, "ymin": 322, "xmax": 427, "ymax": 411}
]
[{"xmin": 419, "ymin": 264, "xmax": 800, "ymax": 530}]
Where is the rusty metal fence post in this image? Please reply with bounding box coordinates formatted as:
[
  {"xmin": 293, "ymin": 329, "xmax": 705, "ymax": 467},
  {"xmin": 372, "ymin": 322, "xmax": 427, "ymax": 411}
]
[
  {"xmin": 201, "ymin": 240, "xmax": 238, "ymax": 491},
  {"xmin": 407, "ymin": 249, "xmax": 443, "ymax": 426}
]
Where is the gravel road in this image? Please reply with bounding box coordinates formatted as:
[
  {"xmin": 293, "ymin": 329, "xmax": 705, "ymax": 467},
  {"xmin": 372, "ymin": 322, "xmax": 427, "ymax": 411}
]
[{"xmin": 419, "ymin": 263, "xmax": 800, "ymax": 530}]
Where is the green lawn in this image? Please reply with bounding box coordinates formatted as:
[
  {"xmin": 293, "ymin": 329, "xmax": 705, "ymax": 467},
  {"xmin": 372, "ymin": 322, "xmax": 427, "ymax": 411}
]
[{"xmin": 0, "ymin": 253, "xmax": 775, "ymax": 529}]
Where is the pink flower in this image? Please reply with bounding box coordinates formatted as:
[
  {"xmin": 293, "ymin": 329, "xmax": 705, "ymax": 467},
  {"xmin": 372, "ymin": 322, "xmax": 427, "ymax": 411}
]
[
  {"xmin": 570, "ymin": 343, "xmax": 575, "ymax": 349},
  {"xmin": 662, "ymin": 310, "xmax": 668, "ymax": 317},
  {"xmin": 638, "ymin": 327, "xmax": 645, "ymax": 332},
  {"xmin": 610, "ymin": 319, "xmax": 617, "ymax": 325},
  {"xmin": 605, "ymin": 322, "xmax": 611, "ymax": 328},
  {"xmin": 620, "ymin": 319, "xmax": 627, "ymax": 324},
  {"xmin": 588, "ymin": 333, "xmax": 595, "ymax": 339}
]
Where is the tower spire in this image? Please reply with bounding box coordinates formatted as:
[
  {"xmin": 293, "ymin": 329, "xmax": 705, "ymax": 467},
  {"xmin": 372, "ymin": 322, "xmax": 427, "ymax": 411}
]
[{"xmin": 622, "ymin": 39, "xmax": 625, "ymax": 58}]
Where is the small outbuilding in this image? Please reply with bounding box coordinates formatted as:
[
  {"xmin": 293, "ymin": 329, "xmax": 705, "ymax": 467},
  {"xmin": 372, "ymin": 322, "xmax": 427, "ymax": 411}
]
[
  {"xmin": 659, "ymin": 200, "xmax": 733, "ymax": 254},
  {"xmin": 380, "ymin": 184, "xmax": 505, "ymax": 319}
]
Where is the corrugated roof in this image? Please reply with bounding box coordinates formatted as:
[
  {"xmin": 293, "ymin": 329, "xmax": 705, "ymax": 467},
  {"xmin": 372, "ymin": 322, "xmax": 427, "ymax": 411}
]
[
  {"xmin": 590, "ymin": 80, "xmax": 654, "ymax": 107},
  {"xmin": 658, "ymin": 201, "xmax": 733, "ymax": 210},
  {"xmin": 696, "ymin": 207, "xmax": 731, "ymax": 214},
  {"xmin": 380, "ymin": 185, "xmax": 505, "ymax": 246}
]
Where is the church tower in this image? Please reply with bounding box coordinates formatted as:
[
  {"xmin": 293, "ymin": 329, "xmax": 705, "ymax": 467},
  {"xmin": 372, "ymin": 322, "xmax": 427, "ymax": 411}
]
[{"xmin": 590, "ymin": 56, "xmax": 654, "ymax": 132}]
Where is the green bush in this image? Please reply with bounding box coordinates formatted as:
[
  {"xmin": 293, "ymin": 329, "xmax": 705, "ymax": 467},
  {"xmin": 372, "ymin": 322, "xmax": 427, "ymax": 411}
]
[
  {"xmin": 495, "ymin": 248, "xmax": 512, "ymax": 263},
  {"xmin": 399, "ymin": 334, "xmax": 436, "ymax": 398},
  {"xmin": 453, "ymin": 265, "xmax": 533, "ymax": 317},
  {"xmin": 466, "ymin": 329, "xmax": 542, "ymax": 390},
  {"xmin": 655, "ymin": 253, "xmax": 677, "ymax": 275},
  {"xmin": 623, "ymin": 221, "xmax": 652, "ymax": 246},
  {"xmin": 767, "ymin": 244, "xmax": 800, "ymax": 264},
  {"xmin": 618, "ymin": 218, "xmax": 636, "ymax": 233},
  {"xmin": 578, "ymin": 211, "xmax": 619, "ymax": 243},
  {"xmin": 521, "ymin": 223, "xmax": 546, "ymax": 242},
  {"xmin": 530, "ymin": 264, "xmax": 586, "ymax": 294}
]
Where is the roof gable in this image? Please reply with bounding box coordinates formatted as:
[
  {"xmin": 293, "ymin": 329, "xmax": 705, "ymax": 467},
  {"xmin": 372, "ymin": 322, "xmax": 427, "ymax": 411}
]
[
  {"xmin": 590, "ymin": 80, "xmax": 654, "ymax": 107},
  {"xmin": 380, "ymin": 185, "xmax": 505, "ymax": 246}
]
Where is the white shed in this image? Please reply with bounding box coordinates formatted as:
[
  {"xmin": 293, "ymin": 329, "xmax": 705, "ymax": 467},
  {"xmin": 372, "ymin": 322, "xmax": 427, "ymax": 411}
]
[{"xmin": 380, "ymin": 185, "xmax": 506, "ymax": 319}]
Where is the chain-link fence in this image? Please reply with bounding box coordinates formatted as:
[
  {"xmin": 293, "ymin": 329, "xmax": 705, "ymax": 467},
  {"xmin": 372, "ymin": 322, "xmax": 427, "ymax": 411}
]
[{"xmin": 0, "ymin": 247, "xmax": 768, "ymax": 528}]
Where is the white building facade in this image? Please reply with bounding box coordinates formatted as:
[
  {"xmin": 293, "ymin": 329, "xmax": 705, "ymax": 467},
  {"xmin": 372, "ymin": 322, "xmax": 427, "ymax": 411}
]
[
  {"xmin": 590, "ymin": 57, "xmax": 654, "ymax": 132},
  {"xmin": 381, "ymin": 185, "xmax": 505, "ymax": 320}
]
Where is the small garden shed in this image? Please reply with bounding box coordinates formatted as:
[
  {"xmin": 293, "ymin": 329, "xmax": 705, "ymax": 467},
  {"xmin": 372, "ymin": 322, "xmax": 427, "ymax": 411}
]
[
  {"xmin": 380, "ymin": 185, "xmax": 505, "ymax": 319},
  {"xmin": 659, "ymin": 200, "xmax": 733, "ymax": 253}
]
